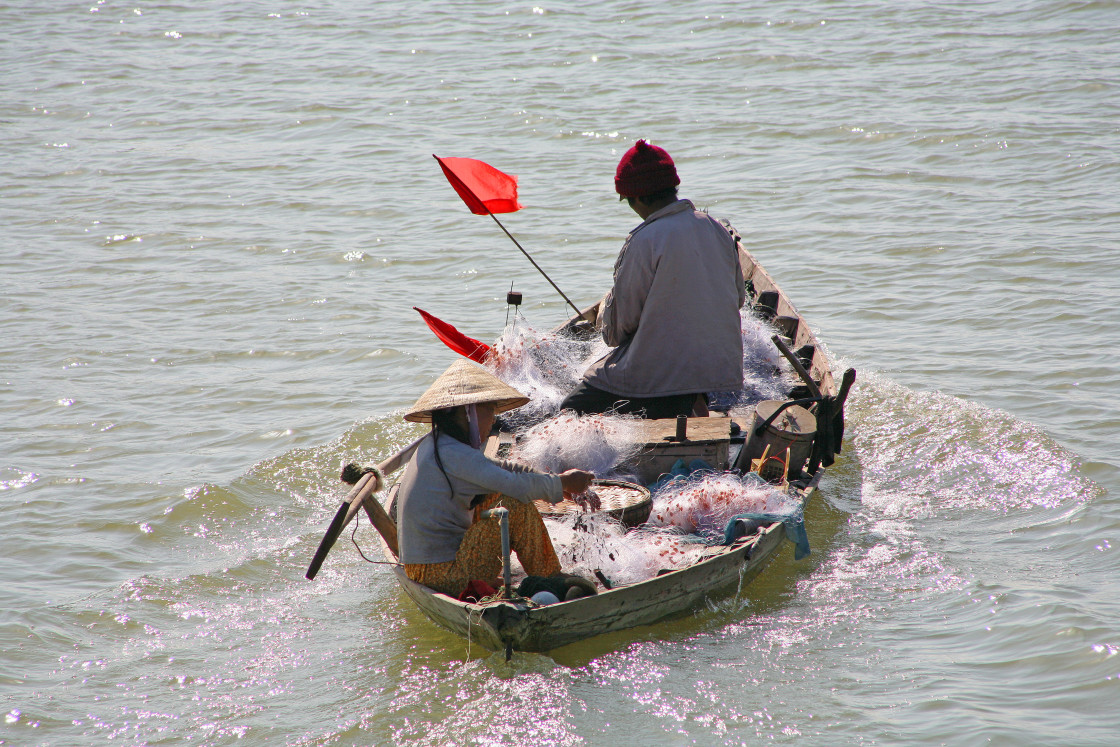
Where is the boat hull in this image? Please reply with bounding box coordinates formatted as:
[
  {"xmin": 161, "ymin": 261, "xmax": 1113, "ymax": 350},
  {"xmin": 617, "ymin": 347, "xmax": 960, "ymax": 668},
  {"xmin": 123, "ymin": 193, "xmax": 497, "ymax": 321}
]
[{"xmin": 383, "ymin": 482, "xmax": 816, "ymax": 653}]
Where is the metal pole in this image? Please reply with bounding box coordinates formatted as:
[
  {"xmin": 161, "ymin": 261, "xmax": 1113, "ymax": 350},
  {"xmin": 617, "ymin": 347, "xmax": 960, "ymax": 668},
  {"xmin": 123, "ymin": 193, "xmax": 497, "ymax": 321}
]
[{"xmin": 481, "ymin": 507, "xmax": 512, "ymax": 599}]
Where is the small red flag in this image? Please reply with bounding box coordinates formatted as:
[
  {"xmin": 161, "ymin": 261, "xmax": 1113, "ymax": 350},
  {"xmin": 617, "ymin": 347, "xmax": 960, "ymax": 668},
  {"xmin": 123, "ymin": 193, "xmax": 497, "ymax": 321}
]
[
  {"xmin": 433, "ymin": 155, "xmax": 523, "ymax": 215},
  {"xmin": 414, "ymin": 307, "xmax": 491, "ymax": 364}
]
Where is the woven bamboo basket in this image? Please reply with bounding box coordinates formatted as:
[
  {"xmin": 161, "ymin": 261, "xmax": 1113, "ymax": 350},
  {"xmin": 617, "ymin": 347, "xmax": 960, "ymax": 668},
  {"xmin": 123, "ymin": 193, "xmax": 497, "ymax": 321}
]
[{"xmin": 534, "ymin": 479, "xmax": 651, "ymax": 527}]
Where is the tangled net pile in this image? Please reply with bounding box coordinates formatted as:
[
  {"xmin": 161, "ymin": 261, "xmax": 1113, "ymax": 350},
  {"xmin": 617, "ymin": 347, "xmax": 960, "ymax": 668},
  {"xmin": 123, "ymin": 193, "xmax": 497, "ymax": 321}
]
[
  {"xmin": 708, "ymin": 310, "xmax": 792, "ymax": 411},
  {"xmin": 546, "ymin": 513, "xmax": 709, "ymax": 586},
  {"xmin": 544, "ymin": 472, "xmax": 796, "ymax": 584},
  {"xmin": 512, "ymin": 411, "xmax": 643, "ymax": 480},
  {"xmin": 485, "ymin": 317, "xmax": 609, "ymax": 431},
  {"xmin": 646, "ymin": 471, "xmax": 797, "ymax": 537}
]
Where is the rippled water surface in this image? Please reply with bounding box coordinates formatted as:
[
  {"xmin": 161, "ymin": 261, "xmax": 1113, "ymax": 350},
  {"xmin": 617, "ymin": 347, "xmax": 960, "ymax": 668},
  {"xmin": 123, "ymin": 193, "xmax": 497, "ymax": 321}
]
[{"xmin": 2, "ymin": 1, "xmax": 1118, "ymax": 744}]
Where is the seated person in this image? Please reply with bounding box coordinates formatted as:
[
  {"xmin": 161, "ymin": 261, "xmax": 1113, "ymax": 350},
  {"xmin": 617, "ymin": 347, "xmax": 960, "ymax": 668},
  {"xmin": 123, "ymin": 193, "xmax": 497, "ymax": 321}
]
[
  {"xmin": 561, "ymin": 139, "xmax": 746, "ymax": 419},
  {"xmin": 396, "ymin": 359, "xmax": 597, "ymax": 597}
]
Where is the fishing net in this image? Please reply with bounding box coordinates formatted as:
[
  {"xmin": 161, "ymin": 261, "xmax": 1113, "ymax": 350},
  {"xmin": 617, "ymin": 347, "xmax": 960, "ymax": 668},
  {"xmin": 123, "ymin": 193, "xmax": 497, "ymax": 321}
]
[
  {"xmin": 511, "ymin": 411, "xmax": 643, "ymax": 481},
  {"xmin": 485, "ymin": 317, "xmax": 609, "ymax": 431},
  {"xmin": 546, "ymin": 512, "xmax": 709, "ymax": 587},
  {"xmin": 647, "ymin": 470, "xmax": 797, "ymax": 537},
  {"xmin": 544, "ymin": 471, "xmax": 797, "ymax": 584},
  {"xmin": 708, "ymin": 310, "xmax": 792, "ymax": 412}
]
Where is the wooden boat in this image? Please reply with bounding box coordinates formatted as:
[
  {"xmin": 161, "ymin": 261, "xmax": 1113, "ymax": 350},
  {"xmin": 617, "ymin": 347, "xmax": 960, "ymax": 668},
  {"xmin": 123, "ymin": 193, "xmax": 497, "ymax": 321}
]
[{"xmin": 366, "ymin": 245, "xmax": 855, "ymax": 655}]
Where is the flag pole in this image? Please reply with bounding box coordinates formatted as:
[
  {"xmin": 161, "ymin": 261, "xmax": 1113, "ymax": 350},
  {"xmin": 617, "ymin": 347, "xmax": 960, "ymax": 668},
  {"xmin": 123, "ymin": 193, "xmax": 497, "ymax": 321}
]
[
  {"xmin": 433, "ymin": 155, "xmax": 588, "ymax": 321},
  {"xmin": 483, "ymin": 212, "xmax": 585, "ymax": 320}
]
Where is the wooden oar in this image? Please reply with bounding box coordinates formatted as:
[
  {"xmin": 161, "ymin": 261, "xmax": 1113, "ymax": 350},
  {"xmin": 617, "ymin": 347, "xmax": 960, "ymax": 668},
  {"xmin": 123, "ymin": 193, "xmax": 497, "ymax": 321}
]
[
  {"xmin": 305, "ymin": 434, "xmax": 425, "ymax": 580},
  {"xmin": 771, "ymin": 334, "xmax": 821, "ymax": 398}
]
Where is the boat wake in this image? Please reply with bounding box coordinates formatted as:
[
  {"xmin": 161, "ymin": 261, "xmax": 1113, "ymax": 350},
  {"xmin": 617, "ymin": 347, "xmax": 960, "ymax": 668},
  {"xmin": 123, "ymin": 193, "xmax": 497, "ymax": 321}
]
[
  {"xmin": 717, "ymin": 364, "xmax": 1106, "ymax": 653},
  {"xmin": 844, "ymin": 369, "xmax": 1101, "ymax": 516}
]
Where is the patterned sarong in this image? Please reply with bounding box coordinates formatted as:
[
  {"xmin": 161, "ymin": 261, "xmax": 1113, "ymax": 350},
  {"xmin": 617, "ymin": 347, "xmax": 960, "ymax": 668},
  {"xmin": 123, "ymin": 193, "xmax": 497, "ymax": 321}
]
[{"xmin": 404, "ymin": 494, "xmax": 560, "ymax": 597}]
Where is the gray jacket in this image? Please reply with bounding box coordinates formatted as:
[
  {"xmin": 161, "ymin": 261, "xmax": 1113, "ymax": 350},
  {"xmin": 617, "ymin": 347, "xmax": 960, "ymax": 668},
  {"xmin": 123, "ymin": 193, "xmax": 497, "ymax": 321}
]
[
  {"xmin": 583, "ymin": 199, "xmax": 745, "ymax": 398},
  {"xmin": 396, "ymin": 433, "xmax": 562, "ymax": 565}
]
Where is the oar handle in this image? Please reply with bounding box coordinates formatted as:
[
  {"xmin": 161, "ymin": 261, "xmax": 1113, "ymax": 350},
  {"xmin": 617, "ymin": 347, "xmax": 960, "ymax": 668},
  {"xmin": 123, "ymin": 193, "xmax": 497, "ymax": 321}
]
[
  {"xmin": 339, "ymin": 471, "xmax": 400, "ymax": 558},
  {"xmin": 305, "ymin": 434, "xmax": 425, "ymax": 579},
  {"xmin": 340, "ymin": 470, "xmax": 383, "ymax": 531}
]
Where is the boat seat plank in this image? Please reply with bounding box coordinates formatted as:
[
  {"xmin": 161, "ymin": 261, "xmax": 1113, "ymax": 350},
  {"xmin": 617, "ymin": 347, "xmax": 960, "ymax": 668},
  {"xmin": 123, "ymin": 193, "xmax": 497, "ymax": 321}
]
[{"xmin": 624, "ymin": 417, "xmax": 731, "ymax": 484}]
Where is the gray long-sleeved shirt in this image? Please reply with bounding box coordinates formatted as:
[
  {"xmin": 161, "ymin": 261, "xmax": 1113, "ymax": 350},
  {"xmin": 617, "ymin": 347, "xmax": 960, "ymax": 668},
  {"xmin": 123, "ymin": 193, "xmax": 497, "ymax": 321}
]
[
  {"xmin": 396, "ymin": 432, "xmax": 562, "ymax": 565},
  {"xmin": 582, "ymin": 199, "xmax": 746, "ymax": 398}
]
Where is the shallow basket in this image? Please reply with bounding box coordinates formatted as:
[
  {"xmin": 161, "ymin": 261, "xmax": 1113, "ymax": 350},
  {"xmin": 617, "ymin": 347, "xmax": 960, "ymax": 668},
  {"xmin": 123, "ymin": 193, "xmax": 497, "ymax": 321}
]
[{"xmin": 534, "ymin": 479, "xmax": 651, "ymax": 527}]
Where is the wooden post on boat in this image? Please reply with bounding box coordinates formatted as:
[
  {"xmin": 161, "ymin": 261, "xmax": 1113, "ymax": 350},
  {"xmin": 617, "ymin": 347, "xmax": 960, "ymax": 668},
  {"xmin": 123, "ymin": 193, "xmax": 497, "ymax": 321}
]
[
  {"xmin": 479, "ymin": 505, "xmax": 515, "ymax": 661},
  {"xmin": 771, "ymin": 334, "xmax": 821, "ymax": 398}
]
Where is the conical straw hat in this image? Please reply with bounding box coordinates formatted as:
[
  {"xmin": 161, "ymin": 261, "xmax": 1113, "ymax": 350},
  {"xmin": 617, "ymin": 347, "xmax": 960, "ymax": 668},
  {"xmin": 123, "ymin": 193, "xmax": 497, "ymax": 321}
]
[{"xmin": 404, "ymin": 359, "xmax": 530, "ymax": 423}]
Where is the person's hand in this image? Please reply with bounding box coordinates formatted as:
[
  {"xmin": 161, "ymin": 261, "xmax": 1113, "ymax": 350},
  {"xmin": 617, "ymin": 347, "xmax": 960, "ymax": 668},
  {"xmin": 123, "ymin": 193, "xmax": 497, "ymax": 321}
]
[
  {"xmin": 559, "ymin": 469, "xmax": 594, "ymax": 497},
  {"xmin": 574, "ymin": 490, "xmax": 601, "ymax": 512}
]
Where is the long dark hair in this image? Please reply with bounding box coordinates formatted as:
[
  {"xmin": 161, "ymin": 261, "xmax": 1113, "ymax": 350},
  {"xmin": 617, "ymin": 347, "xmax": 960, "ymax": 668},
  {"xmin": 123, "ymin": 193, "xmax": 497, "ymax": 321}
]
[{"xmin": 430, "ymin": 407, "xmax": 469, "ymax": 492}]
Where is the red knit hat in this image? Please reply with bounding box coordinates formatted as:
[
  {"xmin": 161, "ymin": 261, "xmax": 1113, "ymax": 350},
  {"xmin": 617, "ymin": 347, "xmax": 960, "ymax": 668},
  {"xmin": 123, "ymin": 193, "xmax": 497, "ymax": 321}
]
[{"xmin": 614, "ymin": 139, "xmax": 680, "ymax": 197}]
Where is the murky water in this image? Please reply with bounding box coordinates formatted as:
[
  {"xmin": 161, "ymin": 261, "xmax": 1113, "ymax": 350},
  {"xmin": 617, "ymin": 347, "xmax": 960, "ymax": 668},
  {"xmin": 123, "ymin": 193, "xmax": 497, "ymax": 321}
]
[{"xmin": 3, "ymin": 1, "xmax": 1118, "ymax": 744}]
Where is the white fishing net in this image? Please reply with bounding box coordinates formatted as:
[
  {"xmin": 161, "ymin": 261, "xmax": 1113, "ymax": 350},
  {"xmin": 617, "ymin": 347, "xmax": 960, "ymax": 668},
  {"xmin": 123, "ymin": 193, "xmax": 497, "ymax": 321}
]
[
  {"xmin": 485, "ymin": 317, "xmax": 609, "ymax": 431},
  {"xmin": 546, "ymin": 513, "xmax": 709, "ymax": 587},
  {"xmin": 510, "ymin": 411, "xmax": 643, "ymax": 480},
  {"xmin": 708, "ymin": 310, "xmax": 792, "ymax": 412},
  {"xmin": 646, "ymin": 471, "xmax": 798, "ymax": 536},
  {"xmin": 543, "ymin": 471, "xmax": 797, "ymax": 586}
]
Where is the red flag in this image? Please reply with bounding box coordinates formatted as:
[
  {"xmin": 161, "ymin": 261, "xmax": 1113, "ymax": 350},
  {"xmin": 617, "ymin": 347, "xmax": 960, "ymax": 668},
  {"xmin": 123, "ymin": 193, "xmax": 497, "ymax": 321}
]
[
  {"xmin": 433, "ymin": 155, "xmax": 523, "ymax": 215},
  {"xmin": 413, "ymin": 307, "xmax": 491, "ymax": 363}
]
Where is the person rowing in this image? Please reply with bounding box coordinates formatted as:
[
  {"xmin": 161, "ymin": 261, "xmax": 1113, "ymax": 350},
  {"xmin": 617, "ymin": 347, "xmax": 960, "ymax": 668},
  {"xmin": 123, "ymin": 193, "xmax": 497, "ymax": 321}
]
[{"xmin": 396, "ymin": 359, "xmax": 599, "ymax": 598}]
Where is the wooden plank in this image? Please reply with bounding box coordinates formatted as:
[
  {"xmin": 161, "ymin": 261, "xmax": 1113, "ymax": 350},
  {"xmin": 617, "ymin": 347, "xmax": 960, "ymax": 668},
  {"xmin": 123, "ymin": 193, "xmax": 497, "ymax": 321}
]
[
  {"xmin": 634, "ymin": 417, "xmax": 730, "ymax": 443},
  {"xmin": 623, "ymin": 417, "xmax": 730, "ymax": 484}
]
